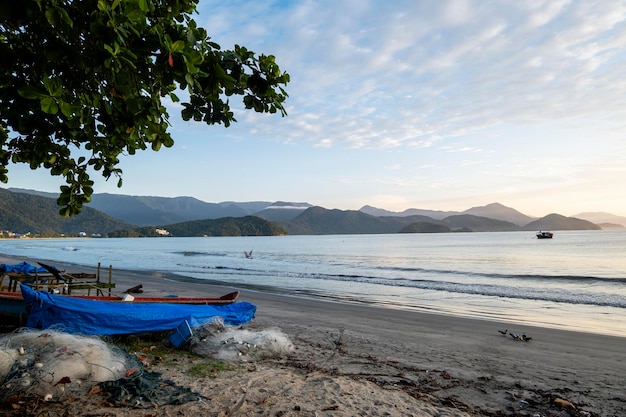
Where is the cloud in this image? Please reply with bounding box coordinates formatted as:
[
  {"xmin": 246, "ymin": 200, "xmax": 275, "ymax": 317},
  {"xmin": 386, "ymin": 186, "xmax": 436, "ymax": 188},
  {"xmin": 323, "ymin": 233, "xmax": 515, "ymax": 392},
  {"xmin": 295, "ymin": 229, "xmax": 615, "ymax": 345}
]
[
  {"xmin": 196, "ymin": 1, "xmax": 626, "ymax": 156},
  {"xmin": 123, "ymin": 0, "xmax": 624, "ymax": 215}
]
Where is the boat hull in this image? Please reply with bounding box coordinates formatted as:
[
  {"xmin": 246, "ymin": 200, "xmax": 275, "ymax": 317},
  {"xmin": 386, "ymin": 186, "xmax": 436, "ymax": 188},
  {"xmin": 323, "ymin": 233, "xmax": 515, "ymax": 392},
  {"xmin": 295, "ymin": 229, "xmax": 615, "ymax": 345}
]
[
  {"xmin": 59, "ymin": 290, "xmax": 239, "ymax": 304},
  {"xmin": 0, "ymin": 292, "xmax": 30, "ymax": 326}
]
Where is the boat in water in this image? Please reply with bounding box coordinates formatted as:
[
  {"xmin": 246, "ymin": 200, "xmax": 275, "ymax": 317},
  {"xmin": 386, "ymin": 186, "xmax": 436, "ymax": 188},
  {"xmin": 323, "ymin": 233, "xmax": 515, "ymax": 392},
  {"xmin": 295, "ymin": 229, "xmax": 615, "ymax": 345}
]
[
  {"xmin": 536, "ymin": 231, "xmax": 554, "ymax": 239},
  {"xmin": 18, "ymin": 284, "xmax": 256, "ymax": 337}
]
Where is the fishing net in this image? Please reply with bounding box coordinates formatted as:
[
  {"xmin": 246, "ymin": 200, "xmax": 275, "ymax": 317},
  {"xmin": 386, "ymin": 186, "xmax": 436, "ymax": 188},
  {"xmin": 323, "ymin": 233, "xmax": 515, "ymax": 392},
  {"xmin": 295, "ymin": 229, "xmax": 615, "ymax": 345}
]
[
  {"xmin": 0, "ymin": 328, "xmax": 129, "ymax": 401},
  {"xmin": 98, "ymin": 368, "xmax": 202, "ymax": 408},
  {"xmin": 190, "ymin": 318, "xmax": 294, "ymax": 361},
  {"xmin": 0, "ymin": 329, "xmax": 202, "ymax": 408}
]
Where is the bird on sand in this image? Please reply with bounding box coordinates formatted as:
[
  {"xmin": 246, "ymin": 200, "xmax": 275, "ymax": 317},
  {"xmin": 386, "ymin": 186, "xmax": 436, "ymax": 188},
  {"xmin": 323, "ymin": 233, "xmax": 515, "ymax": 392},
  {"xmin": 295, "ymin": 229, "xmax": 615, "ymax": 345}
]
[{"xmin": 498, "ymin": 329, "xmax": 508, "ymax": 335}]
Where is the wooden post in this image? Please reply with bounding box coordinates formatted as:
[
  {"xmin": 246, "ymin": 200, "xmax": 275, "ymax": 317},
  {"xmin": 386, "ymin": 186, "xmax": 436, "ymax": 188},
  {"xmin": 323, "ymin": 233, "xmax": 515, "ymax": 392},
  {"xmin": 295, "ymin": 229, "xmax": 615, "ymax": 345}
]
[
  {"xmin": 93, "ymin": 262, "xmax": 101, "ymax": 296},
  {"xmin": 108, "ymin": 265, "xmax": 113, "ymax": 297}
]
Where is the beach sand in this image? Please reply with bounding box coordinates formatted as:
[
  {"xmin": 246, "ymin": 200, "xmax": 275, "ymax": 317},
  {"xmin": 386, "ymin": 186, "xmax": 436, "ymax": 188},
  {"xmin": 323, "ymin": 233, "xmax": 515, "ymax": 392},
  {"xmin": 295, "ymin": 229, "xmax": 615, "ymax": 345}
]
[{"xmin": 1, "ymin": 255, "xmax": 624, "ymax": 416}]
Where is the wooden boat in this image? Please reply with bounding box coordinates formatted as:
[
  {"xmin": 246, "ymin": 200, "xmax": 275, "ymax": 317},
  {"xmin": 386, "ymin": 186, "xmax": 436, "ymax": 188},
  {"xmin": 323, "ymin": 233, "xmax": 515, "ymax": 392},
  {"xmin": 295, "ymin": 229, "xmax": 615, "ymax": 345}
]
[
  {"xmin": 1, "ymin": 289, "xmax": 239, "ymax": 304},
  {"xmin": 0, "ymin": 289, "xmax": 240, "ymax": 326},
  {"xmin": 62, "ymin": 290, "xmax": 240, "ymax": 304},
  {"xmin": 536, "ymin": 231, "xmax": 554, "ymax": 239},
  {"xmin": 18, "ymin": 284, "xmax": 256, "ymax": 338},
  {"xmin": 1, "ymin": 261, "xmax": 242, "ymax": 327}
]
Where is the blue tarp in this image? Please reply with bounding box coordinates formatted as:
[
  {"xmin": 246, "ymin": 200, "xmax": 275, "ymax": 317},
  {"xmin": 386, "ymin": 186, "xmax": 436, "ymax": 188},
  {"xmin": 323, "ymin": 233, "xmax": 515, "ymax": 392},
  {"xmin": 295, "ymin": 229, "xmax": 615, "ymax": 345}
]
[
  {"xmin": 20, "ymin": 284, "xmax": 256, "ymax": 336},
  {"xmin": 0, "ymin": 262, "xmax": 48, "ymax": 274}
]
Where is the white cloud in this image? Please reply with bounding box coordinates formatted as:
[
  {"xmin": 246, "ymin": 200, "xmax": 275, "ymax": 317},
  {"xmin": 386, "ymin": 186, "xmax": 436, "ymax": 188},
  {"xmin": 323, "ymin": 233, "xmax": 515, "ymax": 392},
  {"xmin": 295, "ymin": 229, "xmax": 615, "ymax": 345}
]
[{"xmin": 17, "ymin": 0, "xmax": 623, "ymax": 215}]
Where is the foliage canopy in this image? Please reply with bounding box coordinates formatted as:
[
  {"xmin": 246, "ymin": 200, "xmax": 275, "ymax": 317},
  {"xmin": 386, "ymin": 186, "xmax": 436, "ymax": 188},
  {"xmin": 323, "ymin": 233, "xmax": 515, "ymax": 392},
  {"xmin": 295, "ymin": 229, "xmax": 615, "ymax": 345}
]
[{"xmin": 0, "ymin": 0, "xmax": 289, "ymax": 215}]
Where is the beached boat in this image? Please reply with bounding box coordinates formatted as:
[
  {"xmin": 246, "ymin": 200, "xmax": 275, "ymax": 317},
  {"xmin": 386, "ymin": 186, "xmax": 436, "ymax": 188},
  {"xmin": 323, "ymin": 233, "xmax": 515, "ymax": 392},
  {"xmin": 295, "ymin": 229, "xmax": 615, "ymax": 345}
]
[
  {"xmin": 536, "ymin": 231, "xmax": 554, "ymax": 239},
  {"xmin": 18, "ymin": 284, "xmax": 256, "ymax": 337},
  {"xmin": 1, "ymin": 262, "xmax": 241, "ymax": 324},
  {"xmin": 0, "ymin": 289, "xmax": 240, "ymax": 326},
  {"xmin": 63, "ymin": 290, "xmax": 240, "ymax": 303}
]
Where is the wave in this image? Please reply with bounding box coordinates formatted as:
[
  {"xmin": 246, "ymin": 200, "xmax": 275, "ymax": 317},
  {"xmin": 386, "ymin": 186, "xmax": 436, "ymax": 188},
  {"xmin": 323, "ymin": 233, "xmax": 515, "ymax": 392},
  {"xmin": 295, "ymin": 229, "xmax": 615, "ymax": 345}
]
[
  {"xmin": 378, "ymin": 265, "xmax": 626, "ymax": 284},
  {"xmin": 179, "ymin": 264, "xmax": 626, "ymax": 309},
  {"xmin": 174, "ymin": 251, "xmax": 227, "ymax": 257}
]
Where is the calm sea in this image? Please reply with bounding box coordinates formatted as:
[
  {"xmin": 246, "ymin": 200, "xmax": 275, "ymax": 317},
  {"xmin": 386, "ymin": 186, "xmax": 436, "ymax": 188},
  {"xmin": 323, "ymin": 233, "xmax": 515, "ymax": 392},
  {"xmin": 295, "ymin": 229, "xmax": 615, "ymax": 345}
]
[{"xmin": 2, "ymin": 231, "xmax": 625, "ymax": 337}]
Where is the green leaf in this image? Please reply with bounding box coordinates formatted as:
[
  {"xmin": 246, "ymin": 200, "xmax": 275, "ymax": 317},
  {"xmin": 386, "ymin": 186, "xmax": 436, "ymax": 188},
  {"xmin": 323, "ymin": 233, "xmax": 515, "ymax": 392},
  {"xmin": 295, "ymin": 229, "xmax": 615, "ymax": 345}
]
[
  {"xmin": 43, "ymin": 77, "xmax": 62, "ymax": 96},
  {"xmin": 59, "ymin": 101, "xmax": 79, "ymax": 118},
  {"xmin": 185, "ymin": 73, "xmax": 194, "ymax": 86},
  {"xmin": 138, "ymin": 0, "xmax": 150, "ymax": 13},
  {"xmin": 44, "ymin": 8, "xmax": 58, "ymax": 27},
  {"xmin": 17, "ymin": 86, "xmax": 43, "ymax": 100},
  {"xmin": 40, "ymin": 97, "xmax": 59, "ymax": 114},
  {"xmin": 171, "ymin": 40, "xmax": 185, "ymax": 52},
  {"xmin": 57, "ymin": 8, "xmax": 73, "ymax": 28},
  {"xmin": 97, "ymin": 0, "xmax": 109, "ymax": 12}
]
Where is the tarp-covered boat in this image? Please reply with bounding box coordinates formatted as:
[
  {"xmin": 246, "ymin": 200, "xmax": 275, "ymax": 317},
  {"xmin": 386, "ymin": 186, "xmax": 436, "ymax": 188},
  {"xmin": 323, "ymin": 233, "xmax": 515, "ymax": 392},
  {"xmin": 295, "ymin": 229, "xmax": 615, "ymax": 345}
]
[
  {"xmin": 1, "ymin": 262, "xmax": 241, "ymax": 326},
  {"xmin": 20, "ymin": 284, "xmax": 256, "ymax": 336},
  {"xmin": 0, "ymin": 290, "xmax": 241, "ymax": 326}
]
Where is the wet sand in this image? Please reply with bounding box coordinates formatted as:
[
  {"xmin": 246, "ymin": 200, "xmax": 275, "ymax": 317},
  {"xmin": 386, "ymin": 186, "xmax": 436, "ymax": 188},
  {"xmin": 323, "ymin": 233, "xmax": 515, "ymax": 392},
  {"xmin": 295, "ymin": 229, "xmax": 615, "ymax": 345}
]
[{"xmin": 1, "ymin": 254, "xmax": 625, "ymax": 416}]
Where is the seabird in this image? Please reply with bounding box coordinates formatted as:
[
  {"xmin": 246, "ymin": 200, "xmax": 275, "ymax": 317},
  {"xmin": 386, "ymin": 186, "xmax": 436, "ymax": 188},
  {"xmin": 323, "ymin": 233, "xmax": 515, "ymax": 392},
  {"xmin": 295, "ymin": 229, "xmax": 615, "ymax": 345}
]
[{"xmin": 498, "ymin": 329, "xmax": 508, "ymax": 335}]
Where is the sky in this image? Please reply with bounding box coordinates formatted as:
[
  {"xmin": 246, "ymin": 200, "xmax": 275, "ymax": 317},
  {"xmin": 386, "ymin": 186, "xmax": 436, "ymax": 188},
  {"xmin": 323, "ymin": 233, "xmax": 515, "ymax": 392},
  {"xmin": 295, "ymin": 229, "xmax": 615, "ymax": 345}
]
[{"xmin": 7, "ymin": 0, "xmax": 626, "ymax": 217}]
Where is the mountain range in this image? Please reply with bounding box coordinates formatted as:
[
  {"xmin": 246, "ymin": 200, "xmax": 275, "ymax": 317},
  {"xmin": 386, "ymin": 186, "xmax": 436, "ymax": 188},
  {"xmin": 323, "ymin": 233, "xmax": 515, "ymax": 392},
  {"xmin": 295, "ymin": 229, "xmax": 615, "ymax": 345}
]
[{"xmin": 3, "ymin": 187, "xmax": 623, "ymax": 236}]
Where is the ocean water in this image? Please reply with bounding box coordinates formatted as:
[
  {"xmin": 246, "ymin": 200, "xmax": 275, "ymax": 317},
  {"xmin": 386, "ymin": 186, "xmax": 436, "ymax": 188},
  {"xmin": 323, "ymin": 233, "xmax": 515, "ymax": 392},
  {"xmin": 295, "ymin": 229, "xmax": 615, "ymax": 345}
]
[{"xmin": 2, "ymin": 231, "xmax": 625, "ymax": 337}]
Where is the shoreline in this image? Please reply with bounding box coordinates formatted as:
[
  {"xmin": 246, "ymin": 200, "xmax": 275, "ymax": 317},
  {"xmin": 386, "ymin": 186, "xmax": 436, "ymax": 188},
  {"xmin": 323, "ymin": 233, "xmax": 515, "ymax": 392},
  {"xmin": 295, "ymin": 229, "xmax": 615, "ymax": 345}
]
[
  {"xmin": 2, "ymin": 254, "xmax": 626, "ymax": 415},
  {"xmin": 2, "ymin": 253, "xmax": 625, "ymax": 340},
  {"xmin": 3, "ymin": 252, "xmax": 623, "ymax": 338}
]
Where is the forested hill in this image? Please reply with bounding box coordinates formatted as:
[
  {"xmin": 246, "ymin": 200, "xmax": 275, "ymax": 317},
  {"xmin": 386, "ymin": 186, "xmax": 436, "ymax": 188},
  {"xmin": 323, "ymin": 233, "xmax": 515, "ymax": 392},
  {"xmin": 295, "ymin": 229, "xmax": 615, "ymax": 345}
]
[
  {"xmin": 277, "ymin": 206, "xmax": 601, "ymax": 235},
  {"xmin": 1, "ymin": 188, "xmax": 604, "ymax": 236},
  {"xmin": 107, "ymin": 216, "xmax": 286, "ymax": 237},
  {"xmin": 0, "ymin": 188, "xmax": 135, "ymax": 235}
]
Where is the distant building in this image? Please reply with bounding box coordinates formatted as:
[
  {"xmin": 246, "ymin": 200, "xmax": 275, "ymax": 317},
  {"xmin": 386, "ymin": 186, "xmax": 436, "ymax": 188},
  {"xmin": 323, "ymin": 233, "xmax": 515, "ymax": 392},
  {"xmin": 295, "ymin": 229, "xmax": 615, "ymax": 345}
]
[{"xmin": 155, "ymin": 228, "xmax": 170, "ymax": 236}]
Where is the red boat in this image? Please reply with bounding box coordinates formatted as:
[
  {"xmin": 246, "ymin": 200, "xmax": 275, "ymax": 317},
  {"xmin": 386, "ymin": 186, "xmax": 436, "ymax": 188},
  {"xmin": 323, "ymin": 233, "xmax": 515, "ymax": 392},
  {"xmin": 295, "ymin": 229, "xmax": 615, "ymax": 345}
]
[{"xmin": 55, "ymin": 290, "xmax": 240, "ymax": 304}]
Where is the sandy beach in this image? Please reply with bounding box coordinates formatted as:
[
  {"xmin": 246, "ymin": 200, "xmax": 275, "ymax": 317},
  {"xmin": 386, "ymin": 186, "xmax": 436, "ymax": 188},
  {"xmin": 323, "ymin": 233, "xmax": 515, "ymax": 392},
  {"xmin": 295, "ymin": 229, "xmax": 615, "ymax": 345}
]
[{"xmin": 1, "ymin": 255, "xmax": 625, "ymax": 416}]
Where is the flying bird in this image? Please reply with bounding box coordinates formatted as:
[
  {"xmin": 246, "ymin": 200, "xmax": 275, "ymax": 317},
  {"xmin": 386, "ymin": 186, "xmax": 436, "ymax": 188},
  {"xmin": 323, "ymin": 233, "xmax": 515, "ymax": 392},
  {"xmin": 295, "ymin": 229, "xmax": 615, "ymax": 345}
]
[
  {"xmin": 498, "ymin": 329, "xmax": 507, "ymax": 335},
  {"xmin": 244, "ymin": 250, "xmax": 253, "ymax": 259}
]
